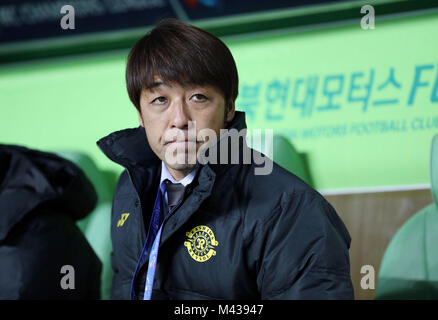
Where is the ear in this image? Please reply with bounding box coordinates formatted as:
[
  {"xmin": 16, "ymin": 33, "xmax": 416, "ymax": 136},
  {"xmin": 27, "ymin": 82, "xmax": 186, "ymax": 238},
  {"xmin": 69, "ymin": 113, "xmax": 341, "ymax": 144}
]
[
  {"xmin": 137, "ymin": 109, "xmax": 144, "ymax": 127},
  {"xmin": 226, "ymin": 100, "xmax": 236, "ymax": 123}
]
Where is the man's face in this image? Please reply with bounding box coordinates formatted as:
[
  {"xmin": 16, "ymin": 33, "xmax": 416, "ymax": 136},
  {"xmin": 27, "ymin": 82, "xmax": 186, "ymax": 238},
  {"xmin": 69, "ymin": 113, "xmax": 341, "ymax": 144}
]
[{"xmin": 138, "ymin": 77, "xmax": 235, "ymax": 174}]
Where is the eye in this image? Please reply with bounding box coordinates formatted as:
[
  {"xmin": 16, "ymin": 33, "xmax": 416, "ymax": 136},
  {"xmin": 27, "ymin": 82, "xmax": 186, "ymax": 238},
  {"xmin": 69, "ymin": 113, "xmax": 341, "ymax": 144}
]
[
  {"xmin": 151, "ymin": 96, "xmax": 167, "ymax": 105},
  {"xmin": 192, "ymin": 94, "xmax": 208, "ymax": 102}
]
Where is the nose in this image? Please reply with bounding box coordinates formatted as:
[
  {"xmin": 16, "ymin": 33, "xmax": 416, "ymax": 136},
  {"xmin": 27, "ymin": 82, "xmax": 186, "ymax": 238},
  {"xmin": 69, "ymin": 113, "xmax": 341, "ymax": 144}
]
[{"xmin": 169, "ymin": 98, "xmax": 190, "ymax": 129}]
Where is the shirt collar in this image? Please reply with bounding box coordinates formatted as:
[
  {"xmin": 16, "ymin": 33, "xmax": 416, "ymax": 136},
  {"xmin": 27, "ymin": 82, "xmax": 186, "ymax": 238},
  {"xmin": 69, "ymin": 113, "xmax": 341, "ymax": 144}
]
[{"xmin": 160, "ymin": 161, "xmax": 197, "ymax": 187}]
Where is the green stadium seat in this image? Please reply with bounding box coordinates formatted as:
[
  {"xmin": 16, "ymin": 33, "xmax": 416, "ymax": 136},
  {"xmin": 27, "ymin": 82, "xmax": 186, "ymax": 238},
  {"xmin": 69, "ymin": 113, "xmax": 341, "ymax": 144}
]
[
  {"xmin": 375, "ymin": 134, "xmax": 438, "ymax": 299},
  {"xmin": 247, "ymin": 133, "xmax": 313, "ymax": 187}
]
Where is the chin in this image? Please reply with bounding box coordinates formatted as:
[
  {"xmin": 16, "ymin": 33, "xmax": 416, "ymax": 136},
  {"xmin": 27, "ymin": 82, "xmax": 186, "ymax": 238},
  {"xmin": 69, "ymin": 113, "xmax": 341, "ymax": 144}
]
[{"xmin": 166, "ymin": 162, "xmax": 197, "ymax": 172}]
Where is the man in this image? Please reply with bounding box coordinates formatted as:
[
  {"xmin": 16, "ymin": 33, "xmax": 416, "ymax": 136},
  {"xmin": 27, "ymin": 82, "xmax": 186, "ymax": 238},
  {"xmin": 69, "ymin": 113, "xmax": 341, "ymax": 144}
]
[{"xmin": 97, "ymin": 18, "xmax": 354, "ymax": 300}]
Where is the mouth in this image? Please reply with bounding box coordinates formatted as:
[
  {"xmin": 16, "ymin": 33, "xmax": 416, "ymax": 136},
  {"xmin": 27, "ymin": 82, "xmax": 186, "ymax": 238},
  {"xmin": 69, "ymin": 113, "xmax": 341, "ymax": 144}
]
[
  {"xmin": 164, "ymin": 138, "xmax": 204, "ymax": 145},
  {"xmin": 164, "ymin": 139, "xmax": 204, "ymax": 147}
]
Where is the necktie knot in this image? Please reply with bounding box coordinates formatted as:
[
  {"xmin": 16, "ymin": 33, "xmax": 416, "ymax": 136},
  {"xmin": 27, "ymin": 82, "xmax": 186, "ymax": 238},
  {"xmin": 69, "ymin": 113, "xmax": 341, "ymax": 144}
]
[{"xmin": 164, "ymin": 179, "xmax": 185, "ymax": 212}]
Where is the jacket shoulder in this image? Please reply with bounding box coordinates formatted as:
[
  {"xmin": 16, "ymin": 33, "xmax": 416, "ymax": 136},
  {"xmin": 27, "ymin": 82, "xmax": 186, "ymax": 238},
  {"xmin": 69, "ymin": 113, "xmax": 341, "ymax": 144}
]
[
  {"xmin": 243, "ymin": 159, "xmax": 321, "ymax": 216},
  {"xmin": 255, "ymin": 159, "xmax": 312, "ymax": 193},
  {"xmin": 239, "ymin": 162, "xmax": 353, "ymax": 299},
  {"xmin": 242, "ymin": 160, "xmax": 351, "ymax": 249}
]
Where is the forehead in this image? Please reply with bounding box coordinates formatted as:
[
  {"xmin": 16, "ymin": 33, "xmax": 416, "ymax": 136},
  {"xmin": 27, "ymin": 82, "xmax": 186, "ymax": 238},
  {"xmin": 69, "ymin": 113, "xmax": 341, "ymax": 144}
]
[
  {"xmin": 144, "ymin": 78, "xmax": 171, "ymax": 92},
  {"xmin": 143, "ymin": 76, "xmax": 221, "ymax": 95}
]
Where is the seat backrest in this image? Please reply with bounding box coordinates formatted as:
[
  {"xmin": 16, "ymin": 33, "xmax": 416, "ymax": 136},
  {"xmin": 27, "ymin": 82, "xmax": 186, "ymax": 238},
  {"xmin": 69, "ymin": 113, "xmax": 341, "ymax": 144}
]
[
  {"xmin": 431, "ymin": 135, "xmax": 438, "ymax": 208},
  {"xmin": 247, "ymin": 134, "xmax": 313, "ymax": 187},
  {"xmin": 376, "ymin": 134, "xmax": 438, "ymax": 299},
  {"xmin": 272, "ymin": 135, "xmax": 313, "ymax": 186}
]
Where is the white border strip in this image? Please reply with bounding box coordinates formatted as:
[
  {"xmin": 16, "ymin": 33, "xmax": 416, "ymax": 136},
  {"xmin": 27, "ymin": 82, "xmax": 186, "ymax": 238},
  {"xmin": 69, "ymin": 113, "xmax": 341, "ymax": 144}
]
[{"xmin": 319, "ymin": 184, "xmax": 431, "ymax": 196}]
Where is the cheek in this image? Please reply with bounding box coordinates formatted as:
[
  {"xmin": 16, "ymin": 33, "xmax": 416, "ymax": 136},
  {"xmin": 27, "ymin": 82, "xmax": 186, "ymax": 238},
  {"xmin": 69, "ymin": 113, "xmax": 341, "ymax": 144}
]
[
  {"xmin": 210, "ymin": 106, "xmax": 226, "ymax": 129},
  {"xmin": 194, "ymin": 112, "xmax": 223, "ymax": 134},
  {"xmin": 144, "ymin": 123, "xmax": 164, "ymax": 153}
]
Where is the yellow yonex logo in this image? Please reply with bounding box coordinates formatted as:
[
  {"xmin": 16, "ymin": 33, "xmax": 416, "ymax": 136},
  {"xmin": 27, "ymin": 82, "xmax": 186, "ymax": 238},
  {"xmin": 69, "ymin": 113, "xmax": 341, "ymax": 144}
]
[
  {"xmin": 117, "ymin": 213, "xmax": 130, "ymax": 227},
  {"xmin": 184, "ymin": 225, "xmax": 218, "ymax": 263}
]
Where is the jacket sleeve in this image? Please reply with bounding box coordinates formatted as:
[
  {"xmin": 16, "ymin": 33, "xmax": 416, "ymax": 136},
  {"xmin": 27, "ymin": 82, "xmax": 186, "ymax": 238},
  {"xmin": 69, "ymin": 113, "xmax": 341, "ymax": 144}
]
[{"xmin": 256, "ymin": 190, "xmax": 354, "ymax": 300}]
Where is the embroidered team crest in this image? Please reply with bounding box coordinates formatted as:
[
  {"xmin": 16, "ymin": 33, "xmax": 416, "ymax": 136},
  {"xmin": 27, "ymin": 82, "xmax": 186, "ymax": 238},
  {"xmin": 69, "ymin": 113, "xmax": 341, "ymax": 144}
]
[{"xmin": 184, "ymin": 225, "xmax": 218, "ymax": 262}]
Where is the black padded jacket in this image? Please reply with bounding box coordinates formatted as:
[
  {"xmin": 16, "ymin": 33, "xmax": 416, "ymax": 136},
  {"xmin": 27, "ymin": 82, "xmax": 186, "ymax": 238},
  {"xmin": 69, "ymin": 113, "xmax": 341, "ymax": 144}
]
[
  {"xmin": 97, "ymin": 111, "xmax": 354, "ymax": 300},
  {"xmin": 0, "ymin": 145, "xmax": 101, "ymax": 299}
]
